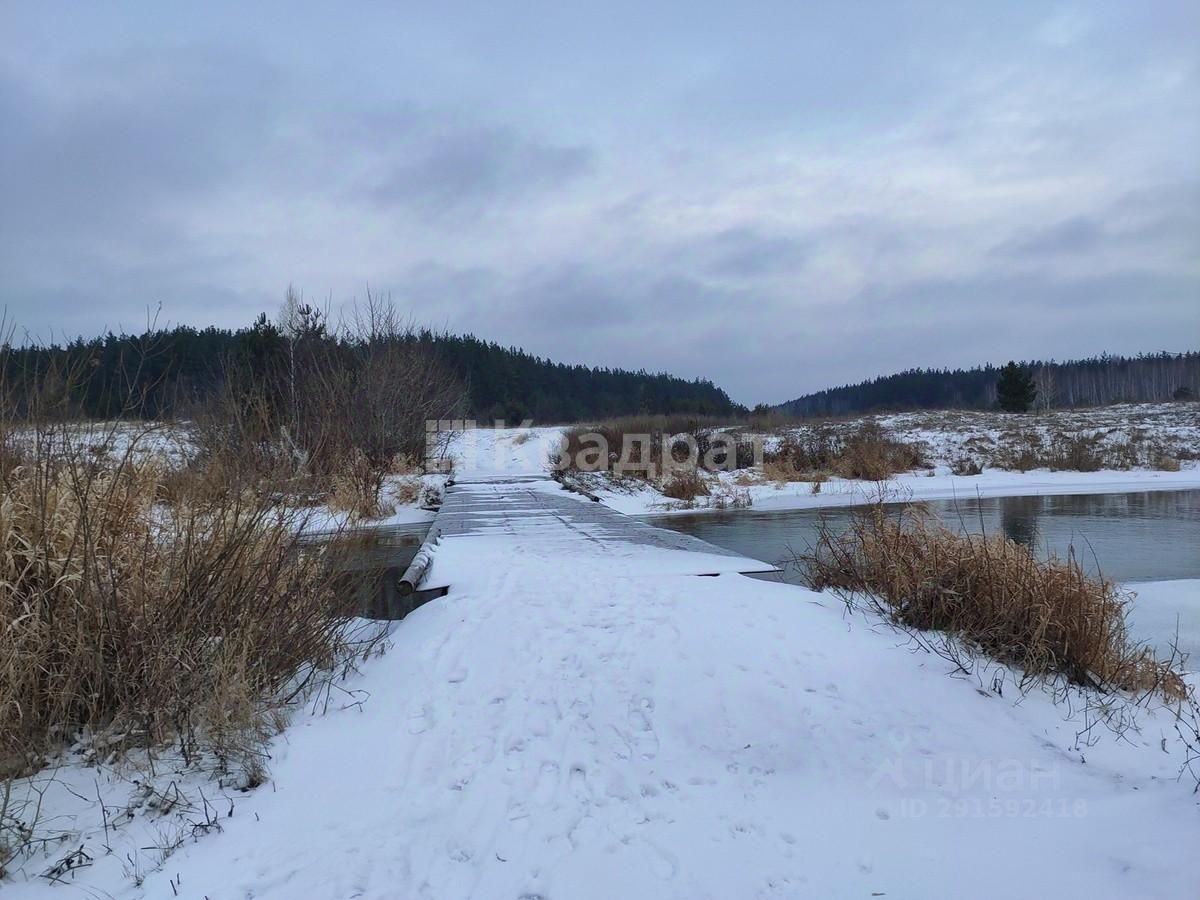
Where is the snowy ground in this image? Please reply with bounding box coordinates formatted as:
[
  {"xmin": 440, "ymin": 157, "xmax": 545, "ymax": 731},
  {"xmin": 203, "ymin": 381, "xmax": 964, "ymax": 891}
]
[
  {"xmin": 7, "ymin": 500, "xmax": 1198, "ymax": 898},
  {"xmin": 594, "ymin": 464, "xmax": 1200, "ymax": 517},
  {"xmin": 876, "ymin": 402, "xmax": 1200, "ymax": 469},
  {"xmin": 4, "ymin": 413, "xmax": 1199, "ymax": 898}
]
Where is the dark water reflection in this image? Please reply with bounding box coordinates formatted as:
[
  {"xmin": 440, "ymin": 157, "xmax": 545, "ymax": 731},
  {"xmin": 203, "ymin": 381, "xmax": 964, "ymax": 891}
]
[{"xmin": 651, "ymin": 490, "xmax": 1200, "ymax": 586}]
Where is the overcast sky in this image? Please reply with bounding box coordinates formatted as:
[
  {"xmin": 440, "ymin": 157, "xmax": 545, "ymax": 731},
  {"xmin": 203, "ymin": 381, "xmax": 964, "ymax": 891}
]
[{"xmin": 1, "ymin": 2, "xmax": 1197, "ymax": 403}]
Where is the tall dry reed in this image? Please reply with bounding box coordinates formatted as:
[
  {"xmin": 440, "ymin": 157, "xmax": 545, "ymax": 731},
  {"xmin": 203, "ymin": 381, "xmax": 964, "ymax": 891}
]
[{"xmin": 803, "ymin": 503, "xmax": 1184, "ymax": 697}]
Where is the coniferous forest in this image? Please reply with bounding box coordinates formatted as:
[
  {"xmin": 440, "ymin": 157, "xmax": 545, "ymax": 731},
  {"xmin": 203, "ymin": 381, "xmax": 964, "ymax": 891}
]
[
  {"xmin": 5, "ymin": 308, "xmax": 1196, "ymax": 424},
  {"xmin": 776, "ymin": 352, "xmax": 1200, "ymax": 417},
  {"xmin": 1, "ymin": 316, "xmax": 739, "ymax": 424}
]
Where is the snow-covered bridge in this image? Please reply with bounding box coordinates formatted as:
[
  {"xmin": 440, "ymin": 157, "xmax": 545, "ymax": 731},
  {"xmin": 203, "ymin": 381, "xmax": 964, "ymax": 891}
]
[{"xmin": 400, "ymin": 475, "xmax": 776, "ymax": 601}]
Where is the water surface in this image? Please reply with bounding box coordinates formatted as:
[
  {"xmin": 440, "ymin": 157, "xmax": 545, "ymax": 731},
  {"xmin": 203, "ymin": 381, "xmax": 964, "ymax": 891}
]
[{"xmin": 651, "ymin": 490, "xmax": 1200, "ymax": 584}]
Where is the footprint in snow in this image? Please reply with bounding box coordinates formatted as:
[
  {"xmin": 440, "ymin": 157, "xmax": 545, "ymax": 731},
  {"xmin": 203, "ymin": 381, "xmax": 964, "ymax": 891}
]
[
  {"xmin": 532, "ymin": 762, "xmax": 558, "ymax": 806},
  {"xmin": 569, "ymin": 764, "xmax": 592, "ymax": 803},
  {"xmin": 607, "ymin": 725, "xmax": 633, "ymax": 761},
  {"xmin": 406, "ymin": 704, "xmax": 434, "ymax": 735}
]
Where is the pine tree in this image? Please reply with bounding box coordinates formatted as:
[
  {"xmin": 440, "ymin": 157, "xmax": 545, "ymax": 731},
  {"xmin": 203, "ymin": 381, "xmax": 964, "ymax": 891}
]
[{"xmin": 996, "ymin": 361, "xmax": 1037, "ymax": 413}]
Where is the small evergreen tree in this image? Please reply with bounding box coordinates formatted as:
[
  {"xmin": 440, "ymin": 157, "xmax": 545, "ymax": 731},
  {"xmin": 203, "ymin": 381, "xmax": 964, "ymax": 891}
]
[{"xmin": 996, "ymin": 361, "xmax": 1037, "ymax": 412}]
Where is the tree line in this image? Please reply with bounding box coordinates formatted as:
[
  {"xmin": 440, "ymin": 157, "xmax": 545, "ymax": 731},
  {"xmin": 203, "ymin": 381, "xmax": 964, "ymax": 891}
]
[
  {"xmin": 776, "ymin": 352, "xmax": 1200, "ymax": 417},
  {"xmin": 1, "ymin": 307, "xmax": 739, "ymax": 426}
]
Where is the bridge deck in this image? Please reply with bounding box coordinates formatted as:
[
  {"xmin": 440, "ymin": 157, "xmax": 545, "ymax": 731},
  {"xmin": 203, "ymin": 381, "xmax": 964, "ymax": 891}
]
[{"xmin": 420, "ymin": 476, "xmax": 776, "ymax": 591}]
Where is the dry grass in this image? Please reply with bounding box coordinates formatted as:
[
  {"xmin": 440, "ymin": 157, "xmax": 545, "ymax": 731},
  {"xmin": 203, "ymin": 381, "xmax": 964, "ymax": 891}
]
[
  {"xmin": 390, "ymin": 476, "xmax": 423, "ymax": 506},
  {"xmin": 329, "ymin": 449, "xmax": 387, "ymax": 518},
  {"xmin": 765, "ymin": 422, "xmax": 927, "ymax": 481},
  {"xmin": 991, "ymin": 428, "xmax": 1189, "ymax": 473},
  {"xmin": 803, "ymin": 503, "xmax": 1185, "ymax": 698},
  {"xmin": 559, "ymin": 416, "xmax": 757, "ymax": 477},
  {"xmin": 834, "ymin": 423, "xmax": 926, "ymax": 479},
  {"xmin": 0, "ymin": 419, "xmax": 381, "ymax": 792},
  {"xmin": 328, "ymin": 451, "xmax": 427, "ymax": 519},
  {"xmin": 0, "ymin": 309, "xmax": 459, "ymax": 877},
  {"xmin": 950, "ymin": 457, "xmax": 983, "ymax": 476},
  {"xmin": 760, "ymin": 459, "xmax": 794, "ymax": 483},
  {"xmin": 660, "ymin": 470, "xmax": 711, "ymax": 502}
]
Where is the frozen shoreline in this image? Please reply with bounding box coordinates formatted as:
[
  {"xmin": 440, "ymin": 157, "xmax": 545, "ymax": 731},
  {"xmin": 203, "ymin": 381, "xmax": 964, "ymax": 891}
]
[
  {"xmin": 432, "ymin": 420, "xmax": 1200, "ymax": 517},
  {"xmin": 5, "ymin": 418, "xmax": 1199, "ymax": 899},
  {"xmin": 595, "ymin": 465, "xmax": 1200, "ymax": 517}
]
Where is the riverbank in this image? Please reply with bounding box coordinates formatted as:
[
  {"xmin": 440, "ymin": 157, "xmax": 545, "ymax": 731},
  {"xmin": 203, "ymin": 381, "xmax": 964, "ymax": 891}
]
[
  {"xmin": 4, "ymin": 418, "xmax": 1199, "ymax": 898},
  {"xmin": 435, "ymin": 409, "xmax": 1200, "ymax": 517},
  {"xmin": 7, "ymin": 511, "xmax": 1197, "ymax": 899},
  {"xmin": 598, "ymin": 465, "xmax": 1200, "ymax": 516}
]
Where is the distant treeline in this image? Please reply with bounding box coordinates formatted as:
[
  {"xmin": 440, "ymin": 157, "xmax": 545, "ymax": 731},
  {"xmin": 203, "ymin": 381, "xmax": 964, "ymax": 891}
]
[
  {"xmin": 776, "ymin": 352, "xmax": 1200, "ymax": 417},
  {"xmin": 1, "ymin": 318, "xmax": 738, "ymax": 424}
]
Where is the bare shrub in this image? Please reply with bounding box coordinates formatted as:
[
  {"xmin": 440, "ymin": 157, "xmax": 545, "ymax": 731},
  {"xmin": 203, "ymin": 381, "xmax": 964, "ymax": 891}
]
[
  {"xmin": 1047, "ymin": 434, "xmax": 1106, "ymax": 471},
  {"xmin": 558, "ymin": 416, "xmax": 756, "ymax": 477},
  {"xmin": 763, "ymin": 429, "xmax": 840, "ymax": 474},
  {"xmin": 764, "ymin": 422, "xmax": 926, "ymax": 481},
  {"xmin": 993, "ymin": 431, "xmax": 1043, "ymax": 472},
  {"xmin": 287, "ymin": 303, "xmax": 464, "ymax": 493},
  {"xmin": 707, "ymin": 483, "xmax": 752, "ymax": 510},
  {"xmin": 660, "ymin": 470, "xmax": 711, "ymax": 502},
  {"xmin": 390, "ymin": 475, "xmax": 423, "ymax": 506},
  {"xmin": 832, "ymin": 422, "xmax": 926, "ymax": 479},
  {"xmin": 0, "ymin": 423, "xmax": 377, "ymax": 777},
  {"xmin": 950, "ymin": 457, "xmax": 983, "ymax": 476},
  {"xmin": 1155, "ymin": 454, "xmax": 1182, "ymax": 472},
  {"xmin": 802, "ymin": 503, "xmax": 1184, "ymax": 697},
  {"xmin": 0, "ymin": 341, "xmax": 389, "ymax": 871},
  {"xmin": 194, "ymin": 292, "xmax": 465, "ymax": 511},
  {"xmin": 991, "ymin": 427, "xmax": 1188, "ymax": 473},
  {"xmin": 328, "ymin": 449, "xmax": 387, "ymax": 519}
]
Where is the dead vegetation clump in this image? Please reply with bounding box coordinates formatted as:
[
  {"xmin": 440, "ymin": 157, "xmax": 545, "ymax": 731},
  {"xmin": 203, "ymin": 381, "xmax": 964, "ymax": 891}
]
[
  {"xmin": 0, "ymin": 315, "xmax": 427, "ymax": 870},
  {"xmin": 390, "ymin": 475, "xmax": 424, "ymax": 506},
  {"xmin": 1154, "ymin": 454, "xmax": 1182, "ymax": 472},
  {"xmin": 0, "ymin": 424, "xmax": 378, "ymax": 784},
  {"xmin": 659, "ymin": 469, "xmax": 711, "ymax": 502},
  {"xmin": 764, "ymin": 422, "xmax": 928, "ymax": 482},
  {"xmin": 992, "ymin": 427, "xmax": 1192, "ymax": 473},
  {"xmin": 803, "ymin": 504, "xmax": 1185, "ymax": 698},
  {"xmin": 950, "ymin": 457, "xmax": 983, "ymax": 476},
  {"xmin": 834, "ymin": 422, "xmax": 927, "ymax": 479},
  {"xmin": 329, "ymin": 448, "xmax": 389, "ymax": 518},
  {"xmin": 558, "ymin": 416, "xmax": 758, "ymax": 477}
]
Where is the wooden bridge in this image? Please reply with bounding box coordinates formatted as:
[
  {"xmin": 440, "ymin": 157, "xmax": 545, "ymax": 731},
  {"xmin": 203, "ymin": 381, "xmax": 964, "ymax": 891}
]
[{"xmin": 387, "ymin": 475, "xmax": 776, "ymax": 616}]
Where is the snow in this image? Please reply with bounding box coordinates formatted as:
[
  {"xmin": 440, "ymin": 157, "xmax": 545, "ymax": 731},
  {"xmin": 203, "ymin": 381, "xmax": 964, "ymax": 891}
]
[
  {"xmin": 5, "ymin": 416, "xmax": 1200, "ymax": 898},
  {"xmin": 445, "ymin": 426, "xmax": 566, "ymax": 481},
  {"xmin": 1125, "ymin": 579, "xmax": 1200, "ymax": 671},
  {"xmin": 436, "ymin": 413, "xmax": 1200, "ymax": 518},
  {"xmin": 876, "ymin": 402, "xmax": 1200, "ymax": 469},
  {"xmin": 10, "ymin": 547, "xmax": 1198, "ymax": 898},
  {"xmin": 598, "ymin": 466, "xmax": 1200, "ymax": 517}
]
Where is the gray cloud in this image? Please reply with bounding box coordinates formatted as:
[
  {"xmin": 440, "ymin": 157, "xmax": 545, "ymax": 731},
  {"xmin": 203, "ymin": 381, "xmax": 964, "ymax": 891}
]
[
  {"xmin": 367, "ymin": 126, "xmax": 592, "ymax": 217},
  {"xmin": 0, "ymin": 2, "xmax": 1196, "ymax": 401},
  {"xmin": 998, "ymin": 218, "xmax": 1105, "ymax": 257},
  {"xmin": 691, "ymin": 227, "xmax": 809, "ymax": 279}
]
